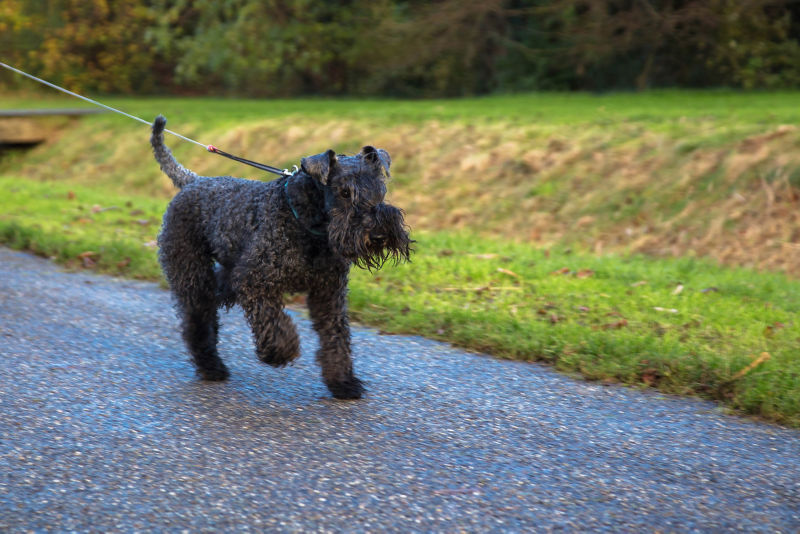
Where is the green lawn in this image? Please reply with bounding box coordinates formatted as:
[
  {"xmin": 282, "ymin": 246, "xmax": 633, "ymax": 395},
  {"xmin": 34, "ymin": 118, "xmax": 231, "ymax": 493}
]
[
  {"xmin": 6, "ymin": 90, "xmax": 800, "ymax": 127},
  {"xmin": 2, "ymin": 176, "xmax": 798, "ymax": 426}
]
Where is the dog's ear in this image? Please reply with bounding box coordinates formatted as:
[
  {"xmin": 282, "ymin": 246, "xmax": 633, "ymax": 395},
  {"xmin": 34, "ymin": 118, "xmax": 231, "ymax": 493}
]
[
  {"xmin": 301, "ymin": 149, "xmax": 337, "ymax": 185},
  {"xmin": 361, "ymin": 146, "xmax": 391, "ymax": 177}
]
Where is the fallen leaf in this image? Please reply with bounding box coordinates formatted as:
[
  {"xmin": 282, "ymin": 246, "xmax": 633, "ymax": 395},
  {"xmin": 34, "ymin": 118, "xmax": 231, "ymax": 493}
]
[
  {"xmin": 551, "ymin": 267, "xmax": 571, "ymax": 275},
  {"xmin": 641, "ymin": 368, "xmax": 660, "ymax": 386},
  {"xmin": 438, "ymin": 249, "xmax": 454, "ymax": 257},
  {"xmin": 549, "ymin": 314, "xmax": 560, "ymax": 324},
  {"xmin": 602, "ymin": 319, "xmax": 628, "ymax": 330},
  {"xmin": 497, "ymin": 267, "xmax": 519, "ymax": 278},
  {"xmin": 79, "ymin": 253, "xmax": 97, "ymax": 268},
  {"xmin": 116, "ymin": 257, "xmax": 131, "ymax": 269},
  {"xmin": 471, "ymin": 253, "xmax": 497, "ymax": 260},
  {"xmin": 143, "ymin": 240, "xmax": 158, "ymax": 248},
  {"xmin": 672, "ymin": 284, "xmax": 684, "ymax": 295},
  {"xmin": 578, "ymin": 306, "xmax": 590, "ymax": 312},
  {"xmin": 67, "ymin": 191, "xmax": 76, "ymax": 200},
  {"xmin": 631, "ymin": 280, "xmax": 648, "ymax": 287},
  {"xmin": 764, "ymin": 322, "xmax": 786, "ymax": 338},
  {"xmin": 653, "ymin": 307, "xmax": 678, "ymax": 313},
  {"xmin": 576, "ymin": 269, "xmax": 594, "ymax": 278}
]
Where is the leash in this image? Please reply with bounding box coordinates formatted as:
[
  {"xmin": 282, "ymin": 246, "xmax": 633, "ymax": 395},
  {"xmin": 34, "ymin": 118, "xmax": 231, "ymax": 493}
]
[{"xmin": 0, "ymin": 61, "xmax": 296, "ymax": 177}]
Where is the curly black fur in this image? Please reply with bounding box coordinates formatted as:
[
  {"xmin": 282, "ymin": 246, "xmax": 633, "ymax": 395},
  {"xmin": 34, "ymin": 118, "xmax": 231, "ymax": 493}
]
[{"xmin": 151, "ymin": 115, "xmax": 411, "ymax": 399}]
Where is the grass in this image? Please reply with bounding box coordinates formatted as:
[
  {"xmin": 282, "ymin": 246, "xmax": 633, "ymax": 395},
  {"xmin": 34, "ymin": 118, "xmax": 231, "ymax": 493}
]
[
  {"xmin": 4, "ymin": 91, "xmax": 800, "ymax": 276},
  {"xmin": 2, "ymin": 89, "xmax": 800, "ymax": 425},
  {"xmin": 6, "ymin": 89, "xmax": 800, "ymax": 126},
  {"xmin": 1, "ymin": 176, "xmax": 799, "ymax": 426},
  {"xmin": 0, "ymin": 176, "xmax": 164, "ymax": 279},
  {"xmin": 349, "ymin": 233, "xmax": 800, "ymax": 426}
]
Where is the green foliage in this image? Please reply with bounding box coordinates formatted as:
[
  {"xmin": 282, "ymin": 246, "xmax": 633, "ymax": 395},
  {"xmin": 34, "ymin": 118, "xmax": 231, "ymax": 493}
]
[
  {"xmin": 145, "ymin": 0, "xmax": 396, "ymax": 96},
  {"xmin": 5, "ymin": 0, "xmax": 800, "ymax": 95},
  {"xmin": 4, "ymin": 0, "xmax": 160, "ymax": 93},
  {"xmin": 709, "ymin": 1, "xmax": 800, "ymax": 89},
  {"xmin": 550, "ymin": 0, "xmax": 800, "ymax": 90}
]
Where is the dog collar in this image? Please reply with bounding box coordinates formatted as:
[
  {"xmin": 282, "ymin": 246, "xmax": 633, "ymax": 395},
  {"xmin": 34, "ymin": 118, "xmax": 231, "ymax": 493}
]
[{"xmin": 284, "ymin": 179, "xmax": 326, "ymax": 237}]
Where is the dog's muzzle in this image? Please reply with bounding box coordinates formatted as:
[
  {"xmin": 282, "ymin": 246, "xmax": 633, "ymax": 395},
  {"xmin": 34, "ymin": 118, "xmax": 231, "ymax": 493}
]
[{"xmin": 329, "ymin": 203, "xmax": 412, "ymax": 270}]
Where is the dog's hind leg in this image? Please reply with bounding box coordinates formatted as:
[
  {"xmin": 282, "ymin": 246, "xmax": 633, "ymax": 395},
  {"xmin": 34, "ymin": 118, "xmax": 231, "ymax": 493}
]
[
  {"xmin": 159, "ymin": 224, "xmax": 229, "ymax": 381},
  {"xmin": 178, "ymin": 298, "xmax": 228, "ymax": 381}
]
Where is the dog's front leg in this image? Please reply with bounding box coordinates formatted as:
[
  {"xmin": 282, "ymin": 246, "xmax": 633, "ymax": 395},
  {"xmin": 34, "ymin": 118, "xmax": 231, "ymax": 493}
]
[
  {"xmin": 307, "ymin": 282, "xmax": 365, "ymax": 400},
  {"xmin": 240, "ymin": 298, "xmax": 300, "ymax": 368}
]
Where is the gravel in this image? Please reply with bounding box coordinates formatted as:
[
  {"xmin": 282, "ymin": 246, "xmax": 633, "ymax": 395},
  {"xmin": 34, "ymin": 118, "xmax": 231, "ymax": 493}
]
[{"xmin": 1, "ymin": 247, "xmax": 798, "ymax": 532}]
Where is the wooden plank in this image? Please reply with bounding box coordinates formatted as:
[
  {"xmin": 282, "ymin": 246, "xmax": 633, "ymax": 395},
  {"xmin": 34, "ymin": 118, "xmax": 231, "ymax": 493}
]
[{"xmin": 0, "ymin": 108, "xmax": 107, "ymax": 117}]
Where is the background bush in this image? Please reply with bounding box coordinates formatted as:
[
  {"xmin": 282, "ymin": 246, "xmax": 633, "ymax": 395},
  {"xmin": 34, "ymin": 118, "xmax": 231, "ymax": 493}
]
[{"xmin": 4, "ymin": 0, "xmax": 800, "ymax": 96}]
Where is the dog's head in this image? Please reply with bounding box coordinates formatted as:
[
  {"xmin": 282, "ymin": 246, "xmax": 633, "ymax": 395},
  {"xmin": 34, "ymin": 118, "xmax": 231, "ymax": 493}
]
[{"xmin": 301, "ymin": 146, "xmax": 412, "ymax": 270}]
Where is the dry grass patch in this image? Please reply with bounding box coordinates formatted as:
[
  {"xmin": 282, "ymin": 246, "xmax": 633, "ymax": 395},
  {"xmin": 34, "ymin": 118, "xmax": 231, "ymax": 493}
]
[{"xmin": 4, "ymin": 104, "xmax": 800, "ymax": 275}]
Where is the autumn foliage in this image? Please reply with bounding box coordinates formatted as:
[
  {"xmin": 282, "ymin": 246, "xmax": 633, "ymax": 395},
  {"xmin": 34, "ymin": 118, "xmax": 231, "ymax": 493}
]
[{"xmin": 3, "ymin": 0, "xmax": 800, "ymax": 95}]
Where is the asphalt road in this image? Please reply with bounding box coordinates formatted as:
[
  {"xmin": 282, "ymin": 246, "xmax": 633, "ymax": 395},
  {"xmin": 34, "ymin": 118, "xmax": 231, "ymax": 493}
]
[{"xmin": 1, "ymin": 247, "xmax": 799, "ymax": 532}]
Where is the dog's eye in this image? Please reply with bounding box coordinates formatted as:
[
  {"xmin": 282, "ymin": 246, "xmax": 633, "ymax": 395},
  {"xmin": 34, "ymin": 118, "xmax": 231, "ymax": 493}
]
[{"xmin": 340, "ymin": 189, "xmax": 351, "ymax": 199}]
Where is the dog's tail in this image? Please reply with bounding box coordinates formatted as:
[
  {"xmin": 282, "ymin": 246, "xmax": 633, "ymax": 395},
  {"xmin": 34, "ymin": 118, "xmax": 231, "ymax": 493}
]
[{"xmin": 151, "ymin": 115, "xmax": 200, "ymax": 189}]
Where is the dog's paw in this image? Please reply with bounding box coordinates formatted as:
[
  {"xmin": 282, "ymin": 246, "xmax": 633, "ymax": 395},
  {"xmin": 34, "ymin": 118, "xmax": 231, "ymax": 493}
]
[
  {"xmin": 258, "ymin": 348, "xmax": 299, "ymax": 368},
  {"xmin": 326, "ymin": 375, "xmax": 365, "ymax": 400},
  {"xmin": 197, "ymin": 363, "xmax": 230, "ymax": 381}
]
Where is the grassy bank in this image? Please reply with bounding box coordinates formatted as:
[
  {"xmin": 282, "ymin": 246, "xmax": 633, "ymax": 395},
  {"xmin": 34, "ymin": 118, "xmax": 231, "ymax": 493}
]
[
  {"xmin": 4, "ymin": 91, "xmax": 800, "ymax": 274},
  {"xmin": 1, "ymin": 176, "xmax": 798, "ymax": 426},
  {"xmin": 3, "ymin": 91, "xmax": 800, "ymax": 424}
]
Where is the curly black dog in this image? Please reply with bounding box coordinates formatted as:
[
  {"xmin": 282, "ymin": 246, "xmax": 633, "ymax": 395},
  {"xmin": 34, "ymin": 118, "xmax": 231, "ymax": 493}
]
[{"xmin": 151, "ymin": 116, "xmax": 411, "ymax": 399}]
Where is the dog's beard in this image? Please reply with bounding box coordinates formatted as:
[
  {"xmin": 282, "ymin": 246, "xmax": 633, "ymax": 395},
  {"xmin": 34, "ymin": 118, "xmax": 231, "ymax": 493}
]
[{"xmin": 328, "ymin": 203, "xmax": 412, "ymax": 271}]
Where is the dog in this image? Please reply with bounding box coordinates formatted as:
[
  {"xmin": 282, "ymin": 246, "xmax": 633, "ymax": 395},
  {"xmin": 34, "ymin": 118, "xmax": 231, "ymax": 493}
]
[{"xmin": 151, "ymin": 115, "xmax": 411, "ymax": 399}]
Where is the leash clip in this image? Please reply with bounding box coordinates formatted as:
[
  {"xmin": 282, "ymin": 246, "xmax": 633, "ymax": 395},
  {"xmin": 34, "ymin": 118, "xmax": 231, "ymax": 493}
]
[{"xmin": 282, "ymin": 165, "xmax": 299, "ymax": 177}]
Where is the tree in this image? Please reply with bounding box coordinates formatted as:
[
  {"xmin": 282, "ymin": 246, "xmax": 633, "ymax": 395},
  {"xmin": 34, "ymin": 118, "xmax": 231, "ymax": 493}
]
[
  {"xmin": 147, "ymin": 0, "xmax": 396, "ymax": 96},
  {"xmin": 14, "ymin": 0, "xmax": 161, "ymax": 93},
  {"xmin": 547, "ymin": 0, "xmax": 800, "ymax": 90}
]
